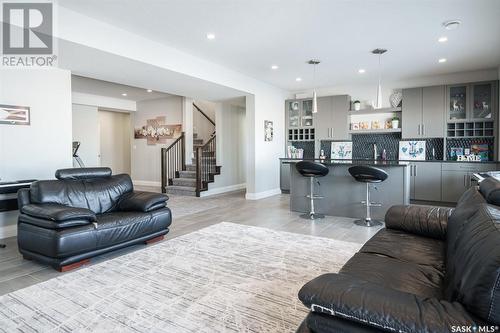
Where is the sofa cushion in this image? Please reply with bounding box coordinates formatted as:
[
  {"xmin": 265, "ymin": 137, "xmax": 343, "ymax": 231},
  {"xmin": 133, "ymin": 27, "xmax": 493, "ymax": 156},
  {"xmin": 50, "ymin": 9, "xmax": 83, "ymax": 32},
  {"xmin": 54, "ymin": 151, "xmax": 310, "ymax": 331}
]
[
  {"xmin": 340, "ymin": 252, "xmax": 444, "ymax": 298},
  {"xmin": 444, "ymin": 204, "xmax": 500, "ymax": 324},
  {"xmin": 17, "ymin": 207, "xmax": 172, "ymax": 259},
  {"xmin": 479, "ymin": 177, "xmax": 500, "ymax": 206},
  {"xmin": 29, "ymin": 174, "xmax": 133, "ymax": 214},
  {"xmin": 360, "ymin": 229, "xmax": 446, "ymax": 271},
  {"xmin": 95, "ymin": 208, "xmax": 172, "ymax": 247},
  {"xmin": 21, "ymin": 203, "xmax": 97, "ymax": 222}
]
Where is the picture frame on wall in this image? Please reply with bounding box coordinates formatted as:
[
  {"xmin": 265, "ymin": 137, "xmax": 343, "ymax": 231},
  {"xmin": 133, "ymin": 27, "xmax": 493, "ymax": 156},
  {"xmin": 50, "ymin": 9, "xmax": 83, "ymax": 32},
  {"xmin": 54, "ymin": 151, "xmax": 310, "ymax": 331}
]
[
  {"xmin": 0, "ymin": 104, "xmax": 30, "ymax": 125},
  {"xmin": 264, "ymin": 120, "xmax": 273, "ymax": 141}
]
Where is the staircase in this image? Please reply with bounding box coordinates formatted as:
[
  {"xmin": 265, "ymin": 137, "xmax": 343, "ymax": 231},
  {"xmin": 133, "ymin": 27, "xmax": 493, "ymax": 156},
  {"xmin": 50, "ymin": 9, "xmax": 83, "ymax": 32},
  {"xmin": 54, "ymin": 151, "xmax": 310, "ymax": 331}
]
[
  {"xmin": 161, "ymin": 103, "xmax": 219, "ymax": 197},
  {"xmin": 165, "ymin": 134, "xmax": 220, "ymax": 196}
]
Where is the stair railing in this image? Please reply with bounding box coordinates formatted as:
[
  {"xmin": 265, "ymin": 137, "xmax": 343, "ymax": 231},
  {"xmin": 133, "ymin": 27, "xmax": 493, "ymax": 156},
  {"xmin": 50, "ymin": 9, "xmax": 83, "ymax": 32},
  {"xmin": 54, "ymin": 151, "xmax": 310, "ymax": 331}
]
[
  {"xmin": 161, "ymin": 132, "xmax": 185, "ymax": 193},
  {"xmin": 195, "ymin": 135, "xmax": 216, "ymax": 196},
  {"xmin": 193, "ymin": 103, "xmax": 215, "ymax": 126}
]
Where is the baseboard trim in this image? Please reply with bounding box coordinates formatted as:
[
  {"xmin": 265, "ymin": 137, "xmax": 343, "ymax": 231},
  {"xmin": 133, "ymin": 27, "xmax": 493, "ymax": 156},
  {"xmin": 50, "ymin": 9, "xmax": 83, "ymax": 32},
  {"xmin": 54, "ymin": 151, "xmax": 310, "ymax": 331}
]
[
  {"xmin": 133, "ymin": 180, "xmax": 161, "ymax": 187},
  {"xmin": 245, "ymin": 188, "xmax": 281, "ymax": 200},
  {"xmin": 200, "ymin": 183, "xmax": 246, "ymax": 197}
]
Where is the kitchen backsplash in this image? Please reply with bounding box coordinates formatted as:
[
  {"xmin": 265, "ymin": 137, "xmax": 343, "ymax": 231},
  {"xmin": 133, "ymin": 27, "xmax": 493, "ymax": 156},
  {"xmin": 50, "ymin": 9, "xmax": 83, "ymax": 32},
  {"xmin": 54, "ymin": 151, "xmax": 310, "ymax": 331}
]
[
  {"xmin": 320, "ymin": 134, "xmax": 444, "ymax": 160},
  {"xmin": 446, "ymin": 138, "xmax": 495, "ymax": 161},
  {"xmin": 290, "ymin": 141, "xmax": 315, "ymax": 159}
]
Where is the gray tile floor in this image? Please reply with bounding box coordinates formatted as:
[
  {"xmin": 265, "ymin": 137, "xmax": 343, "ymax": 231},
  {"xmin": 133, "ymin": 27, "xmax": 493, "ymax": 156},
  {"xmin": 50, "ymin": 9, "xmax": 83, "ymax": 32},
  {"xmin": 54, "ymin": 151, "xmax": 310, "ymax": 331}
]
[{"xmin": 0, "ymin": 191, "xmax": 382, "ymax": 296}]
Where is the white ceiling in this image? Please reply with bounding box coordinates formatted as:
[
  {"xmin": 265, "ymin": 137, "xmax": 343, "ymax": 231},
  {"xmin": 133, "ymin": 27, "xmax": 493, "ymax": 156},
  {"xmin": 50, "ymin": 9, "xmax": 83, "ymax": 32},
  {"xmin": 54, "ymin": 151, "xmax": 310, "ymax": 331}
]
[
  {"xmin": 71, "ymin": 75, "xmax": 176, "ymax": 101},
  {"xmin": 59, "ymin": 0, "xmax": 500, "ymax": 91}
]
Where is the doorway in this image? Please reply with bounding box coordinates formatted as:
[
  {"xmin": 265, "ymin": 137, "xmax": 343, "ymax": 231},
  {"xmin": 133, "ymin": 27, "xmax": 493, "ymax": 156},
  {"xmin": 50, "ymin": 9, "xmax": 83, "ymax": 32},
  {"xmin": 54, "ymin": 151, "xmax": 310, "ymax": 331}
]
[{"xmin": 98, "ymin": 110, "xmax": 131, "ymax": 175}]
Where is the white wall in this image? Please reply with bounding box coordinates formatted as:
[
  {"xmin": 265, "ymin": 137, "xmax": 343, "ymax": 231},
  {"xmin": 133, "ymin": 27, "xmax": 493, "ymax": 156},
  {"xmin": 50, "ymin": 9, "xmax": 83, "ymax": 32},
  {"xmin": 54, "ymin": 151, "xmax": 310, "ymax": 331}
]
[
  {"xmin": 132, "ymin": 97, "xmax": 183, "ymax": 185},
  {"xmin": 72, "ymin": 92, "xmax": 137, "ymax": 111},
  {"xmin": 0, "ymin": 68, "xmax": 72, "ymax": 238},
  {"xmin": 72, "ymin": 104, "xmax": 99, "ymax": 166},
  {"xmin": 203, "ymin": 101, "xmax": 246, "ymax": 195}
]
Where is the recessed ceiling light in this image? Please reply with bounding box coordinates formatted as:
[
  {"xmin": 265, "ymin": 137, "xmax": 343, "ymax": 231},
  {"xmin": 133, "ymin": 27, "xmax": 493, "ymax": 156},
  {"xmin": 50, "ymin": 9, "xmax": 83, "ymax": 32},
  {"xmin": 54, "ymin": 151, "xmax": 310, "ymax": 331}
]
[
  {"xmin": 206, "ymin": 33, "xmax": 215, "ymax": 40},
  {"xmin": 147, "ymin": 89, "xmax": 153, "ymax": 93},
  {"xmin": 295, "ymin": 77, "xmax": 302, "ymax": 82},
  {"xmin": 358, "ymin": 69, "xmax": 366, "ymax": 74},
  {"xmin": 438, "ymin": 58, "xmax": 447, "ymax": 63},
  {"xmin": 442, "ymin": 20, "xmax": 461, "ymax": 30},
  {"xmin": 121, "ymin": 93, "xmax": 127, "ymax": 96},
  {"xmin": 271, "ymin": 65, "xmax": 279, "ymax": 70},
  {"xmin": 438, "ymin": 36, "xmax": 448, "ymax": 43}
]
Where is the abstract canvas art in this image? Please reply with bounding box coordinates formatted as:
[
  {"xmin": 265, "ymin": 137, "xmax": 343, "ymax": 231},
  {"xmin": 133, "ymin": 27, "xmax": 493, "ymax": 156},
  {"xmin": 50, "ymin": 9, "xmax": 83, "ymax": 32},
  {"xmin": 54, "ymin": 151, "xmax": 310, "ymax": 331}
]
[
  {"xmin": 399, "ymin": 140, "xmax": 426, "ymax": 160},
  {"xmin": 134, "ymin": 116, "xmax": 182, "ymax": 145},
  {"xmin": 331, "ymin": 141, "xmax": 353, "ymax": 160},
  {"xmin": 0, "ymin": 104, "xmax": 30, "ymax": 125}
]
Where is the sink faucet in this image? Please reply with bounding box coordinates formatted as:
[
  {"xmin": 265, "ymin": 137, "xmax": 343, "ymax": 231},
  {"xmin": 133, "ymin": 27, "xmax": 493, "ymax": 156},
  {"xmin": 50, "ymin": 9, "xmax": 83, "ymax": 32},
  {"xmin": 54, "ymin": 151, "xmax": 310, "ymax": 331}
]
[{"xmin": 373, "ymin": 144, "xmax": 378, "ymax": 160}]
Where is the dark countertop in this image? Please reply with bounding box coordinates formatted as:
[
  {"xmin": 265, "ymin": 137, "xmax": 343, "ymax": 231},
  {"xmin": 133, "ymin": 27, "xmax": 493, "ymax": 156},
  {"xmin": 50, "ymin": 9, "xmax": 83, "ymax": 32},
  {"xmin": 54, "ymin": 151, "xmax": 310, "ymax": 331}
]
[
  {"xmin": 280, "ymin": 158, "xmax": 410, "ymax": 166},
  {"xmin": 280, "ymin": 158, "xmax": 499, "ymax": 164}
]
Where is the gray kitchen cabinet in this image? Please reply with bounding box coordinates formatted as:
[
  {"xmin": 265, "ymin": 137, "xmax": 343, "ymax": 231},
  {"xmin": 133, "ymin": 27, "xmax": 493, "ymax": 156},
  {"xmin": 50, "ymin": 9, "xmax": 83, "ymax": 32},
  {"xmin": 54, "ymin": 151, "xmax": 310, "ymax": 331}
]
[
  {"xmin": 280, "ymin": 161, "xmax": 291, "ymax": 192},
  {"xmin": 315, "ymin": 96, "xmax": 333, "ymax": 141},
  {"xmin": 441, "ymin": 170, "xmax": 469, "ymax": 202},
  {"xmin": 402, "ymin": 88, "xmax": 422, "ymax": 138},
  {"xmin": 314, "ymin": 95, "xmax": 349, "ymax": 140},
  {"xmin": 403, "ymin": 86, "xmax": 445, "ymax": 139},
  {"xmin": 441, "ymin": 163, "xmax": 499, "ymax": 202},
  {"xmin": 331, "ymin": 95, "xmax": 350, "ymax": 140},
  {"xmin": 411, "ymin": 162, "xmax": 442, "ymax": 201},
  {"xmin": 422, "ymin": 86, "xmax": 445, "ymax": 137}
]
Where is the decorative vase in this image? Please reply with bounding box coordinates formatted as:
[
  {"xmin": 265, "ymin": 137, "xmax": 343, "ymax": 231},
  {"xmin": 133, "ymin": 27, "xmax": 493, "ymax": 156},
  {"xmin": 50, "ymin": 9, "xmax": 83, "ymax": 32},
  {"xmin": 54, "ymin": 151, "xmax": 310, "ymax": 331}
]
[
  {"xmin": 353, "ymin": 102, "xmax": 361, "ymax": 111},
  {"xmin": 392, "ymin": 120, "xmax": 399, "ymax": 129},
  {"xmin": 390, "ymin": 91, "xmax": 403, "ymax": 108}
]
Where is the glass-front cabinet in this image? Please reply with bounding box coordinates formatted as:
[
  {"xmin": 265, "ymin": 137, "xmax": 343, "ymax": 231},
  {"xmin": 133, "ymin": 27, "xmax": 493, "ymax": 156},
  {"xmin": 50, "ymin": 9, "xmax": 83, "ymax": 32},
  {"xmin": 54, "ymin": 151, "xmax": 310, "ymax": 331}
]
[
  {"xmin": 472, "ymin": 82, "xmax": 494, "ymax": 119},
  {"xmin": 447, "ymin": 81, "xmax": 497, "ymax": 121},
  {"xmin": 448, "ymin": 85, "xmax": 467, "ymax": 120},
  {"xmin": 301, "ymin": 100, "xmax": 313, "ymax": 127},
  {"xmin": 287, "ymin": 99, "xmax": 314, "ymax": 128}
]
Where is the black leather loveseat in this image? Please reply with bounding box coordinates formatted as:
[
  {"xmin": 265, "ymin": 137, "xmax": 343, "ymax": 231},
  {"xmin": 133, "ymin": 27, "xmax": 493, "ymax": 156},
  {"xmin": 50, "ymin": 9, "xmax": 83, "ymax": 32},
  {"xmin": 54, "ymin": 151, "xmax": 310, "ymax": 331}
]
[
  {"xmin": 297, "ymin": 177, "xmax": 500, "ymax": 333},
  {"xmin": 17, "ymin": 168, "xmax": 172, "ymax": 271}
]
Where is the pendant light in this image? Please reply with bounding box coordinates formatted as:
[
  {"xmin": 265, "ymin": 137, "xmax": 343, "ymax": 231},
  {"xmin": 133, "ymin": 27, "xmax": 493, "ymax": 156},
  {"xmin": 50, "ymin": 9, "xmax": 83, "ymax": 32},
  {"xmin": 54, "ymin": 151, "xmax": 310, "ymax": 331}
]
[
  {"xmin": 372, "ymin": 48, "xmax": 387, "ymax": 109},
  {"xmin": 308, "ymin": 59, "xmax": 321, "ymax": 113}
]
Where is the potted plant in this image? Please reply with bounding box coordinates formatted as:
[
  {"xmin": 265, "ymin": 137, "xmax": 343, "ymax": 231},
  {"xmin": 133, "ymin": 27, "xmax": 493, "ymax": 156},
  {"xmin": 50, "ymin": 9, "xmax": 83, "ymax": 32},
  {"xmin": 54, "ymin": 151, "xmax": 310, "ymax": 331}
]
[
  {"xmin": 353, "ymin": 100, "xmax": 361, "ymax": 111},
  {"xmin": 391, "ymin": 116, "xmax": 400, "ymax": 129}
]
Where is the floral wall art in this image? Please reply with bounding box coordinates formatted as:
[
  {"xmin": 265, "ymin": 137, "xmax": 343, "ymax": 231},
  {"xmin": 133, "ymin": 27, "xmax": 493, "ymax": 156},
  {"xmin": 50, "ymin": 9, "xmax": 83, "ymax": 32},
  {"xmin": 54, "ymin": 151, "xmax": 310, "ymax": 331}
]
[
  {"xmin": 0, "ymin": 104, "xmax": 30, "ymax": 125},
  {"xmin": 134, "ymin": 116, "xmax": 182, "ymax": 145}
]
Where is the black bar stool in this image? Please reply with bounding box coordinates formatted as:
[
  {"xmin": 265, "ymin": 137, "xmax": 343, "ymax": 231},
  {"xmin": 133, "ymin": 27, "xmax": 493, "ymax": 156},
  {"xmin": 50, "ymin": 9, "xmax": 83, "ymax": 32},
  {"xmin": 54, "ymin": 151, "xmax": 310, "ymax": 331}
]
[
  {"xmin": 296, "ymin": 161, "xmax": 329, "ymax": 220},
  {"xmin": 348, "ymin": 165, "xmax": 388, "ymax": 227}
]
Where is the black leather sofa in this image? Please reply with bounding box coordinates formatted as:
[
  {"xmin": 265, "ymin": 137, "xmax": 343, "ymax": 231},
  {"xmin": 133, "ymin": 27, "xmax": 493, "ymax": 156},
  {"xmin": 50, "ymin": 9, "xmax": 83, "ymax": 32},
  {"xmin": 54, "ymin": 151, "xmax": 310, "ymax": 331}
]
[
  {"xmin": 297, "ymin": 177, "xmax": 500, "ymax": 333},
  {"xmin": 17, "ymin": 168, "xmax": 172, "ymax": 271}
]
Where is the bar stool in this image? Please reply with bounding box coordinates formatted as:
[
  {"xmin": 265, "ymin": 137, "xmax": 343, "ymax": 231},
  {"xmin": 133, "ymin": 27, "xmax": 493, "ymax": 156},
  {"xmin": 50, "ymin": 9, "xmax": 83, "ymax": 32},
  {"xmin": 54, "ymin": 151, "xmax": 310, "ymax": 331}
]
[
  {"xmin": 348, "ymin": 165, "xmax": 388, "ymax": 227},
  {"xmin": 296, "ymin": 161, "xmax": 329, "ymax": 220}
]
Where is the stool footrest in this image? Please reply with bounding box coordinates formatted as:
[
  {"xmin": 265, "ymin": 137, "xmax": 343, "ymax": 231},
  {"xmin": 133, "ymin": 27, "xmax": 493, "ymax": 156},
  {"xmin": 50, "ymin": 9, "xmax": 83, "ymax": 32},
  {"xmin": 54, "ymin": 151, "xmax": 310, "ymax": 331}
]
[{"xmin": 306, "ymin": 195, "xmax": 324, "ymax": 199}]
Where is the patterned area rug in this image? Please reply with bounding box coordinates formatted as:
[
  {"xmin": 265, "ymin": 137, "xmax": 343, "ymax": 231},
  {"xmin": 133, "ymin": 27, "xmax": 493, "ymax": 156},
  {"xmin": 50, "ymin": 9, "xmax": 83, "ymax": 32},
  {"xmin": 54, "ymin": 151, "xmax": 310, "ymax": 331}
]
[{"xmin": 0, "ymin": 223, "xmax": 361, "ymax": 333}]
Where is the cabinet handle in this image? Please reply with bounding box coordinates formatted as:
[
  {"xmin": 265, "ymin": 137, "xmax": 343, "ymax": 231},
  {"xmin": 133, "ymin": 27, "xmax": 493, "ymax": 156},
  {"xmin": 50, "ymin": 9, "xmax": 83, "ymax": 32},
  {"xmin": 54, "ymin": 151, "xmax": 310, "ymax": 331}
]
[
  {"xmin": 410, "ymin": 165, "xmax": 413, "ymax": 177},
  {"xmin": 422, "ymin": 124, "xmax": 424, "ymax": 136},
  {"xmin": 414, "ymin": 165, "xmax": 417, "ymax": 177},
  {"xmin": 463, "ymin": 174, "xmax": 466, "ymax": 186},
  {"xmin": 417, "ymin": 124, "xmax": 420, "ymax": 135}
]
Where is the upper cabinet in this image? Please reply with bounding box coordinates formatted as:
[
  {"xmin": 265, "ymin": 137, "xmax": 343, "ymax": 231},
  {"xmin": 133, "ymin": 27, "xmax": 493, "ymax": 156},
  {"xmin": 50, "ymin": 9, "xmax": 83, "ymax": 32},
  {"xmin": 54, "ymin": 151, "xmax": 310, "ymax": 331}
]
[
  {"xmin": 287, "ymin": 100, "xmax": 301, "ymax": 128},
  {"xmin": 287, "ymin": 99, "xmax": 314, "ymax": 128},
  {"xmin": 315, "ymin": 95, "xmax": 350, "ymax": 141},
  {"xmin": 447, "ymin": 81, "xmax": 497, "ymax": 121},
  {"xmin": 471, "ymin": 82, "xmax": 495, "ymax": 120},
  {"xmin": 402, "ymin": 85, "xmax": 445, "ymax": 138}
]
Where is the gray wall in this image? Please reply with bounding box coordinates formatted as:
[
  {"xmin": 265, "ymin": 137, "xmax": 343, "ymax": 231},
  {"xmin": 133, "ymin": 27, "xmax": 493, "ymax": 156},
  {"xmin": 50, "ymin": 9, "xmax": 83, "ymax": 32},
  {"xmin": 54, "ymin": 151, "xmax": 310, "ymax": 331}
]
[
  {"xmin": 193, "ymin": 100, "xmax": 216, "ymax": 144},
  {"xmin": 72, "ymin": 104, "xmax": 99, "ymax": 167},
  {"xmin": 131, "ymin": 96, "xmax": 183, "ymax": 184},
  {"xmin": 206, "ymin": 101, "xmax": 246, "ymax": 192}
]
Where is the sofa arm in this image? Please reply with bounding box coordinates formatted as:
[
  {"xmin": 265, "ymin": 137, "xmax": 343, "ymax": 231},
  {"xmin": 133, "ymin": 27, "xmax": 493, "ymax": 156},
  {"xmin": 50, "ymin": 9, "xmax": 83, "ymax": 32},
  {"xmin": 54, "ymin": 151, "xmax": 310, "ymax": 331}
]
[
  {"xmin": 21, "ymin": 203, "xmax": 96, "ymax": 222},
  {"xmin": 299, "ymin": 273, "xmax": 477, "ymax": 333},
  {"xmin": 384, "ymin": 205, "xmax": 452, "ymax": 240},
  {"xmin": 117, "ymin": 191, "xmax": 168, "ymax": 212}
]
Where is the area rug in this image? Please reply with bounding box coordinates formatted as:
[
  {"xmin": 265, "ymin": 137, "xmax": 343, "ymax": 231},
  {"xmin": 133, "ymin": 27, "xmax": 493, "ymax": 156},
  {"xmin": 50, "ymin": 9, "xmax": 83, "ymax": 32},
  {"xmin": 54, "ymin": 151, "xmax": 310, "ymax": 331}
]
[{"xmin": 0, "ymin": 222, "xmax": 361, "ymax": 333}]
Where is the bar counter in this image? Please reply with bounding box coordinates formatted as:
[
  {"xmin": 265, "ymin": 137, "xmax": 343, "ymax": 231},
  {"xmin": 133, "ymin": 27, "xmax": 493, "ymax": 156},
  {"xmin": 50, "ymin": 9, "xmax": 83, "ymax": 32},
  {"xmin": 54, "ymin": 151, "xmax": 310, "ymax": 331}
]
[{"xmin": 283, "ymin": 159, "xmax": 410, "ymax": 219}]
